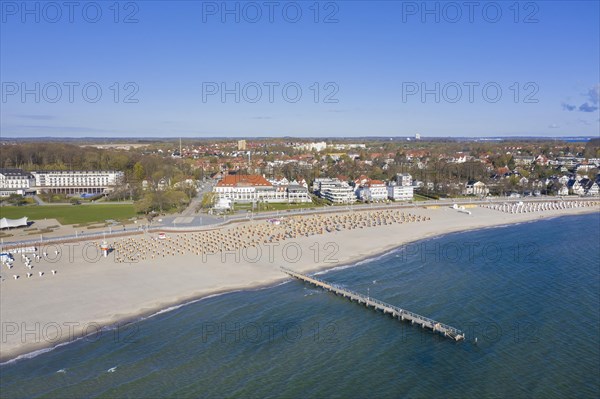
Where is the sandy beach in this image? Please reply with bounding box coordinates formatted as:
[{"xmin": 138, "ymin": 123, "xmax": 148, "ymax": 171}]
[{"xmin": 1, "ymin": 203, "xmax": 598, "ymax": 363}]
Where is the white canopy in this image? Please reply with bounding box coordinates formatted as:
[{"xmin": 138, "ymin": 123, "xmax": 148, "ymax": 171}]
[{"xmin": 0, "ymin": 217, "xmax": 28, "ymax": 229}]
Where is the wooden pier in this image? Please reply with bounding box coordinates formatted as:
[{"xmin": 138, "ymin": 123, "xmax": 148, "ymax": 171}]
[{"xmin": 281, "ymin": 267, "xmax": 465, "ymax": 341}]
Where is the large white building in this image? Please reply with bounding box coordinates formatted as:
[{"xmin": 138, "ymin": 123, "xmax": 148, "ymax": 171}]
[
  {"xmin": 322, "ymin": 183, "xmax": 355, "ymax": 204},
  {"xmin": 295, "ymin": 141, "xmax": 327, "ymax": 152},
  {"xmin": 387, "ymin": 173, "xmax": 414, "ymax": 201},
  {"xmin": 213, "ymin": 175, "xmax": 310, "ymax": 204},
  {"xmin": 31, "ymin": 170, "xmax": 124, "ymax": 194},
  {"xmin": 287, "ymin": 184, "xmax": 312, "ymax": 203},
  {"xmin": 315, "ymin": 178, "xmax": 355, "ymax": 204},
  {"xmin": 0, "ymin": 169, "xmax": 35, "ymax": 197},
  {"xmin": 1, "ymin": 169, "xmax": 123, "ymax": 196},
  {"xmin": 313, "ymin": 178, "xmax": 331, "ymax": 193},
  {"xmin": 355, "ymin": 179, "xmax": 388, "ymax": 202},
  {"xmin": 388, "ymin": 184, "xmax": 414, "ymax": 201}
]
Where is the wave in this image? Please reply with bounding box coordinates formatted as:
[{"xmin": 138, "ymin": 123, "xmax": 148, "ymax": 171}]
[
  {"xmin": 4, "ymin": 214, "xmax": 591, "ymax": 367},
  {"xmin": 312, "ymin": 247, "xmax": 401, "ymax": 277},
  {"xmin": 0, "ymin": 324, "xmax": 115, "ymax": 367},
  {"xmin": 148, "ymin": 291, "xmax": 237, "ymax": 318},
  {"xmin": 1, "ymin": 281, "xmax": 294, "ymax": 366}
]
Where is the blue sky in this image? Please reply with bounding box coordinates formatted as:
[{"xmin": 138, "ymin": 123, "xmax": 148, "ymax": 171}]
[{"xmin": 1, "ymin": 0, "xmax": 599, "ymax": 138}]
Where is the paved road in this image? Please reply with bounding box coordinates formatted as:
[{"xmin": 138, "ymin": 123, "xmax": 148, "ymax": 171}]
[
  {"xmin": 156, "ymin": 194, "xmax": 597, "ymax": 229},
  {"xmin": 158, "ymin": 181, "xmax": 221, "ymax": 228},
  {"xmin": 32, "ymin": 195, "xmax": 46, "ymax": 205}
]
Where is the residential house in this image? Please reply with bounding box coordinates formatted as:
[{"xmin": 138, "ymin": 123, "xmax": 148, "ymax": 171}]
[
  {"xmin": 568, "ymin": 179, "xmax": 586, "ymax": 196},
  {"xmin": 558, "ymin": 175, "xmax": 570, "ymax": 185},
  {"xmin": 579, "ymin": 178, "xmax": 600, "ymax": 196},
  {"xmin": 396, "ymin": 173, "xmax": 413, "ymax": 187},
  {"xmin": 558, "ymin": 186, "xmax": 569, "ymax": 196},
  {"xmin": 514, "ymin": 155, "xmax": 535, "ymax": 165},
  {"xmin": 387, "ymin": 183, "xmax": 414, "ymax": 201},
  {"xmin": 355, "ymin": 179, "xmax": 387, "ymax": 202},
  {"xmin": 519, "ymin": 177, "xmax": 529, "ymax": 186}
]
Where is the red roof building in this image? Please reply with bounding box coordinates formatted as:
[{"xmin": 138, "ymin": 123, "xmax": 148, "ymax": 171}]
[{"xmin": 216, "ymin": 174, "xmax": 272, "ymax": 187}]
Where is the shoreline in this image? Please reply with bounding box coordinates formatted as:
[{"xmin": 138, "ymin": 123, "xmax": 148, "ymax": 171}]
[{"xmin": 1, "ymin": 206, "xmax": 599, "ymax": 365}]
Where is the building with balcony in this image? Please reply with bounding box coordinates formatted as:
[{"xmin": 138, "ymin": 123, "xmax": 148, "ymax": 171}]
[
  {"xmin": 314, "ymin": 178, "xmax": 355, "ymax": 204},
  {"xmin": 31, "ymin": 170, "xmax": 124, "ymax": 194},
  {"xmin": 355, "ymin": 179, "xmax": 388, "ymax": 202},
  {"xmin": 0, "ymin": 168, "xmax": 35, "ymax": 197},
  {"xmin": 213, "ymin": 174, "xmax": 310, "ymax": 204},
  {"xmin": 387, "ymin": 184, "xmax": 414, "ymax": 201}
]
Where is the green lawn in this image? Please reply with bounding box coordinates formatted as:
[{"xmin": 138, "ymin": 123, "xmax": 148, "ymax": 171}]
[{"xmin": 0, "ymin": 204, "xmax": 137, "ymax": 225}]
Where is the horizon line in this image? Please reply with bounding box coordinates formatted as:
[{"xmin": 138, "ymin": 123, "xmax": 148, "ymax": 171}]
[{"xmin": 0, "ymin": 135, "xmax": 596, "ymax": 141}]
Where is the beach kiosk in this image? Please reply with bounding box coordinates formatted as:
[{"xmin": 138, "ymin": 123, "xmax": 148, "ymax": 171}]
[{"xmin": 100, "ymin": 241, "xmax": 109, "ymax": 257}]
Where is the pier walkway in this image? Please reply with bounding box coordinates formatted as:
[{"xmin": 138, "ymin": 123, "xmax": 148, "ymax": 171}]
[{"xmin": 281, "ymin": 267, "xmax": 465, "ymax": 341}]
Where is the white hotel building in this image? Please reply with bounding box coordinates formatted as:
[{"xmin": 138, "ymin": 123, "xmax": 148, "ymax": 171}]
[
  {"xmin": 0, "ymin": 169, "xmax": 35, "ymax": 197},
  {"xmin": 214, "ymin": 175, "xmax": 311, "ymax": 204},
  {"xmin": 387, "ymin": 173, "xmax": 414, "ymax": 201},
  {"xmin": 314, "ymin": 178, "xmax": 356, "ymax": 204},
  {"xmin": 387, "ymin": 185, "xmax": 414, "ymax": 201},
  {"xmin": 31, "ymin": 170, "xmax": 124, "ymax": 194},
  {"xmin": 355, "ymin": 179, "xmax": 388, "ymax": 202}
]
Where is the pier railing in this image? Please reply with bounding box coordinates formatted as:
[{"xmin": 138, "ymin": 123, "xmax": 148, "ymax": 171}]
[{"xmin": 281, "ymin": 267, "xmax": 465, "ymax": 341}]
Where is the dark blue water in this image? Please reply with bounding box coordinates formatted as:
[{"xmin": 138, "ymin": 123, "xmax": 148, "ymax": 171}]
[{"xmin": 1, "ymin": 214, "xmax": 599, "ymax": 398}]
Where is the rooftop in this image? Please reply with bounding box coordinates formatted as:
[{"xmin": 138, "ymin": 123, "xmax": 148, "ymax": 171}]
[
  {"xmin": 0, "ymin": 168, "xmax": 32, "ymax": 177},
  {"xmin": 216, "ymin": 174, "xmax": 272, "ymax": 187}
]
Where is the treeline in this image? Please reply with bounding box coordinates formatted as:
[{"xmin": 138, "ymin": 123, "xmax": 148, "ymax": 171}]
[
  {"xmin": 585, "ymin": 138, "xmax": 600, "ymax": 158},
  {"xmin": 0, "ymin": 143, "xmax": 203, "ymax": 182},
  {"xmin": 1, "ymin": 143, "xmax": 134, "ymax": 171},
  {"xmin": 0, "ymin": 143, "xmax": 203, "ymax": 214}
]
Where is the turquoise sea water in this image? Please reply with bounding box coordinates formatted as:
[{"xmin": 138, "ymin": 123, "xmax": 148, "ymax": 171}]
[{"xmin": 1, "ymin": 213, "xmax": 599, "ymax": 398}]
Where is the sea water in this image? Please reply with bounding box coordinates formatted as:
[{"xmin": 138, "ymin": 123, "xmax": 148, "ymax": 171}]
[{"xmin": 1, "ymin": 213, "xmax": 598, "ymax": 398}]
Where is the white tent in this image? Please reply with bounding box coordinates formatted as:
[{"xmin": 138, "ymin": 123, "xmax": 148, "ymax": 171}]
[{"xmin": 0, "ymin": 217, "xmax": 28, "ymax": 229}]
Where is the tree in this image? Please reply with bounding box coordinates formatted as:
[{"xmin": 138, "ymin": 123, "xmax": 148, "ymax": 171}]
[
  {"xmin": 370, "ymin": 166, "xmax": 385, "ymax": 181},
  {"xmin": 584, "ymin": 138, "xmax": 600, "ymax": 158},
  {"xmin": 133, "ymin": 162, "xmax": 145, "ymax": 182},
  {"xmin": 507, "ymin": 156, "xmax": 516, "ymax": 170},
  {"xmin": 6, "ymin": 194, "xmax": 27, "ymax": 206},
  {"xmin": 517, "ymin": 168, "xmax": 530, "ymax": 178},
  {"xmin": 508, "ymin": 175, "xmax": 519, "ymax": 189},
  {"xmin": 134, "ymin": 193, "xmax": 155, "ymax": 214},
  {"xmin": 134, "ymin": 188, "xmax": 190, "ymax": 214},
  {"xmin": 201, "ymin": 192, "xmax": 217, "ymax": 209},
  {"xmin": 166, "ymin": 190, "xmax": 188, "ymax": 211}
]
